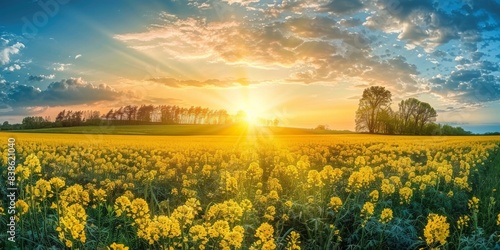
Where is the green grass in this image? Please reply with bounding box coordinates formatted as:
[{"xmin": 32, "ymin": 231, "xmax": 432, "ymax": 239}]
[{"xmin": 2, "ymin": 124, "xmax": 354, "ymax": 136}]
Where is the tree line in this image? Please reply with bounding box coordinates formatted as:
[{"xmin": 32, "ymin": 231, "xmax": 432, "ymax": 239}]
[
  {"xmin": 101, "ymin": 105, "xmax": 231, "ymax": 125},
  {"xmin": 1, "ymin": 105, "xmax": 248, "ymax": 130},
  {"xmin": 355, "ymin": 86, "xmax": 472, "ymax": 135}
]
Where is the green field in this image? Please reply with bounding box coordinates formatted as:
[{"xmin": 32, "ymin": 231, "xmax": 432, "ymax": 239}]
[{"xmin": 3, "ymin": 124, "xmax": 354, "ymax": 136}]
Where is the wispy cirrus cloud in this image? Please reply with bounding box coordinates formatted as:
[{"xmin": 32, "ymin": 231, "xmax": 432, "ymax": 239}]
[{"xmin": 147, "ymin": 77, "xmax": 254, "ymax": 88}]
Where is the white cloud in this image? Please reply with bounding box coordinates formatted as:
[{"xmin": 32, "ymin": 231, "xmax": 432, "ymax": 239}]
[
  {"xmin": 53, "ymin": 63, "xmax": 71, "ymax": 71},
  {"xmin": 0, "ymin": 41, "xmax": 25, "ymax": 65},
  {"xmin": 3, "ymin": 64, "xmax": 21, "ymax": 72},
  {"xmin": 222, "ymin": 0, "xmax": 259, "ymax": 6}
]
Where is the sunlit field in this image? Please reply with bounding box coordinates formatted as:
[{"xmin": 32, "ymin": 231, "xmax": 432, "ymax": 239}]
[{"xmin": 2, "ymin": 133, "xmax": 500, "ymax": 249}]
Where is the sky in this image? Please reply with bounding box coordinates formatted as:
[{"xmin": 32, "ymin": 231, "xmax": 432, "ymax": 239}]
[{"xmin": 1, "ymin": 0, "xmax": 500, "ymax": 132}]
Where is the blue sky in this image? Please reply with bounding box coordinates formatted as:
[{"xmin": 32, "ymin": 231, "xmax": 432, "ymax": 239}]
[{"xmin": 1, "ymin": 0, "xmax": 500, "ymax": 132}]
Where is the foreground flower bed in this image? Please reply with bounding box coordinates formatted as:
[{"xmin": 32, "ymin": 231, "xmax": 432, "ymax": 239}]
[{"xmin": 1, "ymin": 133, "xmax": 500, "ymax": 249}]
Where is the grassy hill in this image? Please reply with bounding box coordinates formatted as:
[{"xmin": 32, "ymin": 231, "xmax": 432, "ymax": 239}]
[{"xmin": 2, "ymin": 124, "xmax": 354, "ymax": 136}]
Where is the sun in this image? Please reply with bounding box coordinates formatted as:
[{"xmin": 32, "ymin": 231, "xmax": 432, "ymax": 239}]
[{"xmin": 244, "ymin": 109, "xmax": 260, "ymax": 125}]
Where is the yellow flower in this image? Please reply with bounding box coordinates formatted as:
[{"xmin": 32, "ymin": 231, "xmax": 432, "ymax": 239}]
[
  {"xmin": 329, "ymin": 197, "xmax": 342, "ymax": 213},
  {"xmin": 264, "ymin": 206, "xmax": 276, "ymax": 221},
  {"xmin": 171, "ymin": 204, "xmax": 196, "ymax": 228},
  {"xmin": 107, "ymin": 242, "xmax": 129, "ymax": 250},
  {"xmin": 360, "ymin": 201, "xmax": 375, "ymax": 227},
  {"xmin": 369, "ymin": 190, "xmax": 379, "ymax": 202},
  {"xmin": 15, "ymin": 165, "xmax": 30, "ymax": 181},
  {"xmin": 145, "ymin": 215, "xmax": 181, "ymax": 244},
  {"xmin": 251, "ymin": 222, "xmax": 276, "ymax": 249},
  {"xmin": 347, "ymin": 167, "xmax": 376, "ymax": 192},
  {"xmin": 23, "ymin": 154, "xmax": 42, "ymax": 173},
  {"xmin": 285, "ymin": 231, "xmax": 301, "ymax": 250},
  {"xmin": 240, "ymin": 199, "xmax": 253, "ymax": 212},
  {"xmin": 114, "ymin": 195, "xmax": 131, "ymax": 217},
  {"xmin": 33, "ymin": 179, "xmax": 52, "ymax": 200},
  {"xmin": 381, "ymin": 179, "xmax": 395, "ymax": 195},
  {"xmin": 92, "ymin": 188, "xmax": 107, "ymax": 204},
  {"xmin": 423, "ymin": 213, "xmax": 449, "ymax": 247},
  {"xmin": 59, "ymin": 184, "xmax": 90, "ymax": 208},
  {"xmin": 189, "ymin": 224, "xmax": 208, "ymax": 244},
  {"xmin": 468, "ymin": 197, "xmax": 479, "ymax": 214},
  {"xmin": 208, "ymin": 220, "xmax": 230, "ymax": 239},
  {"xmin": 255, "ymin": 222, "xmax": 274, "ymax": 241},
  {"xmin": 307, "ymin": 170, "xmax": 324, "ymax": 188},
  {"xmin": 205, "ymin": 199, "xmax": 243, "ymax": 224},
  {"xmin": 58, "ymin": 203, "xmax": 87, "ymax": 246},
  {"xmin": 268, "ymin": 190, "xmax": 279, "ymax": 201},
  {"xmin": 50, "ymin": 177, "xmax": 66, "ymax": 190},
  {"xmin": 497, "ymin": 213, "xmax": 500, "ymax": 226},
  {"xmin": 16, "ymin": 199, "xmax": 29, "ymax": 215},
  {"xmin": 361, "ymin": 202, "xmax": 375, "ymax": 218},
  {"xmin": 225, "ymin": 225, "xmax": 244, "ymax": 248},
  {"xmin": 379, "ymin": 208, "xmax": 393, "ymax": 224},
  {"xmin": 457, "ymin": 215, "xmax": 470, "ymax": 230},
  {"xmin": 399, "ymin": 187, "xmax": 413, "ymax": 205}
]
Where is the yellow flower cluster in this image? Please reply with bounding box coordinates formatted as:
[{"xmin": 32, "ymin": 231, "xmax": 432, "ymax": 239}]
[
  {"xmin": 423, "ymin": 213, "xmax": 449, "ymax": 247},
  {"xmin": 15, "ymin": 199, "xmax": 29, "ymax": 221},
  {"xmin": 32, "ymin": 179, "xmax": 53, "ymax": 200},
  {"xmin": 347, "ymin": 167, "xmax": 376, "ymax": 192},
  {"xmin": 369, "ymin": 190, "xmax": 379, "ymax": 202},
  {"xmin": 4, "ymin": 133, "xmax": 500, "ymax": 249},
  {"xmin": 58, "ymin": 184, "xmax": 90, "ymax": 208},
  {"xmin": 56, "ymin": 203, "xmax": 87, "ymax": 248},
  {"xmin": 92, "ymin": 188, "xmax": 107, "ymax": 204},
  {"xmin": 285, "ymin": 231, "xmax": 301, "ymax": 250},
  {"xmin": 361, "ymin": 202, "xmax": 375, "ymax": 227},
  {"xmin": 379, "ymin": 208, "xmax": 393, "ymax": 224},
  {"xmin": 307, "ymin": 170, "xmax": 324, "ymax": 188},
  {"xmin": 15, "ymin": 165, "xmax": 31, "ymax": 181},
  {"xmin": 114, "ymin": 195, "xmax": 132, "ymax": 217},
  {"xmin": 145, "ymin": 215, "xmax": 182, "ymax": 244},
  {"xmin": 381, "ymin": 179, "xmax": 396, "ymax": 196},
  {"xmin": 171, "ymin": 204, "xmax": 197, "ymax": 228},
  {"xmin": 329, "ymin": 196, "xmax": 343, "ymax": 213},
  {"xmin": 107, "ymin": 242, "xmax": 129, "ymax": 250},
  {"xmin": 468, "ymin": 197, "xmax": 480, "ymax": 214},
  {"xmin": 114, "ymin": 196, "xmax": 182, "ymax": 245},
  {"xmin": 457, "ymin": 215, "xmax": 470, "ymax": 230},
  {"xmin": 50, "ymin": 177, "xmax": 66, "ymax": 190},
  {"xmin": 361, "ymin": 202, "xmax": 375, "ymax": 218},
  {"xmin": 320, "ymin": 165, "xmax": 343, "ymax": 185},
  {"xmin": 247, "ymin": 162, "xmax": 263, "ymax": 180},
  {"xmin": 251, "ymin": 222, "xmax": 276, "ymax": 250},
  {"xmin": 189, "ymin": 225, "xmax": 209, "ymax": 248},
  {"xmin": 14, "ymin": 153, "xmax": 42, "ymax": 181},
  {"xmin": 264, "ymin": 206, "xmax": 276, "ymax": 221},
  {"xmin": 205, "ymin": 199, "xmax": 243, "ymax": 224},
  {"xmin": 203, "ymin": 220, "xmax": 244, "ymax": 249},
  {"xmin": 399, "ymin": 187, "xmax": 413, "ymax": 205},
  {"xmin": 497, "ymin": 213, "xmax": 500, "ymax": 226}
]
